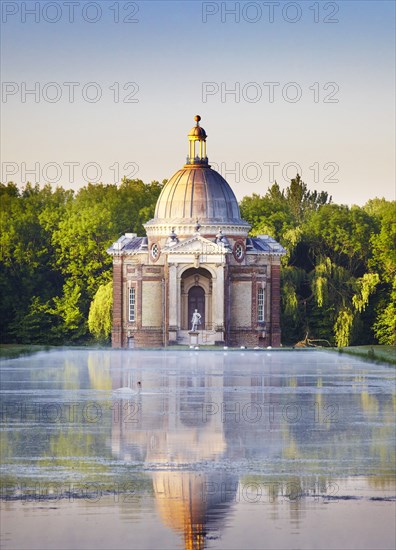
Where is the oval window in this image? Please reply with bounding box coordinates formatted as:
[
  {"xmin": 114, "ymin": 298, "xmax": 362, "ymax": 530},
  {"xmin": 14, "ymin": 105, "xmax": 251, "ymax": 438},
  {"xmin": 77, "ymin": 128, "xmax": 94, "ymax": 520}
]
[
  {"xmin": 234, "ymin": 241, "xmax": 245, "ymax": 261},
  {"xmin": 151, "ymin": 243, "xmax": 160, "ymax": 260}
]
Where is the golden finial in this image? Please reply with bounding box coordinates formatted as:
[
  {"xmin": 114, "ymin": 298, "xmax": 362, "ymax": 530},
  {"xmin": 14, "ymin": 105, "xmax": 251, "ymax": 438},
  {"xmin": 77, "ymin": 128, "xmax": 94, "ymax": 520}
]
[{"xmin": 194, "ymin": 115, "xmax": 201, "ymax": 125}]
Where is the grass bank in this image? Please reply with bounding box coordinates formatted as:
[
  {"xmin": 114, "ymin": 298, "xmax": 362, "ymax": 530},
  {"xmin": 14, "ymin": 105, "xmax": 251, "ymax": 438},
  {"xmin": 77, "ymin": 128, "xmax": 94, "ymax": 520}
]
[
  {"xmin": 0, "ymin": 342, "xmax": 112, "ymax": 360},
  {"xmin": 0, "ymin": 344, "xmax": 54, "ymax": 360},
  {"xmin": 2, "ymin": 343, "xmax": 394, "ymax": 365},
  {"xmin": 337, "ymin": 345, "xmax": 396, "ymax": 366}
]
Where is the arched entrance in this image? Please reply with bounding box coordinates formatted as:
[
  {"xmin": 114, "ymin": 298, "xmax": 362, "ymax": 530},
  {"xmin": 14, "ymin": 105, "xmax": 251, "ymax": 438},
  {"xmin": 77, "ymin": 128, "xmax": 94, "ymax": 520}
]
[
  {"xmin": 188, "ymin": 286, "xmax": 205, "ymax": 329},
  {"xmin": 181, "ymin": 267, "xmax": 212, "ymax": 331}
]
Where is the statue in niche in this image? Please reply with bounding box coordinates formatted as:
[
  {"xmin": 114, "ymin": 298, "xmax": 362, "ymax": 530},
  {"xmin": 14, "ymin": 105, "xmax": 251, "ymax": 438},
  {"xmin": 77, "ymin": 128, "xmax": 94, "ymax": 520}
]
[{"xmin": 191, "ymin": 309, "xmax": 202, "ymax": 331}]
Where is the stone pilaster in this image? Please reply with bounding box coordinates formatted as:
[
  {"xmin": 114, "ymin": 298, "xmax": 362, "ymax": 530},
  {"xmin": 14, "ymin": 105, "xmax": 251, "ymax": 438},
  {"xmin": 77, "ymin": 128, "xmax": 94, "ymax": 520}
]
[
  {"xmin": 224, "ymin": 262, "xmax": 231, "ymax": 345},
  {"xmin": 168, "ymin": 263, "xmax": 178, "ymax": 329},
  {"xmin": 167, "ymin": 263, "xmax": 178, "ymax": 343},
  {"xmin": 215, "ymin": 264, "xmax": 225, "ymax": 330},
  {"xmin": 213, "ymin": 264, "xmax": 225, "ymax": 343}
]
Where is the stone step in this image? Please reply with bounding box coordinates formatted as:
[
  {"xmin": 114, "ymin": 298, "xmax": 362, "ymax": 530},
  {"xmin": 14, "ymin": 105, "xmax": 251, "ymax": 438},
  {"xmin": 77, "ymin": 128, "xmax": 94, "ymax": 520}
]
[{"xmin": 176, "ymin": 330, "xmax": 217, "ymax": 345}]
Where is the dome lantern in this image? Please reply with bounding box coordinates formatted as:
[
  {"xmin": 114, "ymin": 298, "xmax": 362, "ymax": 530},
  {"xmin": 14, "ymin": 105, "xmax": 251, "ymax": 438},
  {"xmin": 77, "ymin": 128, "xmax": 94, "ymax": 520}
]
[
  {"xmin": 144, "ymin": 115, "xmax": 251, "ymax": 237},
  {"xmin": 186, "ymin": 115, "xmax": 208, "ymax": 165}
]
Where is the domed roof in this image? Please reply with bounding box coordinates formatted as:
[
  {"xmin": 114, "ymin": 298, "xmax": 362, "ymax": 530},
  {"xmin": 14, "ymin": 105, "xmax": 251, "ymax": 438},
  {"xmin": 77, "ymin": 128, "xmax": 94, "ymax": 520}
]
[
  {"xmin": 188, "ymin": 115, "xmax": 207, "ymax": 140},
  {"xmin": 153, "ymin": 165, "xmax": 244, "ymax": 223},
  {"xmin": 188, "ymin": 125, "xmax": 207, "ymax": 139},
  {"xmin": 145, "ymin": 116, "xmax": 250, "ymax": 231}
]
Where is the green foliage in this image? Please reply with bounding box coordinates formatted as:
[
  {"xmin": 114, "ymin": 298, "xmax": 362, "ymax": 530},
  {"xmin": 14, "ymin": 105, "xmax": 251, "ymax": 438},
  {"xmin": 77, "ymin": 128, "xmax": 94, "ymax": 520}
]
[
  {"xmin": 365, "ymin": 198, "xmax": 396, "ymax": 284},
  {"xmin": 312, "ymin": 257, "xmax": 332, "ymax": 307},
  {"xmin": 88, "ymin": 281, "xmax": 113, "ymax": 341},
  {"xmin": 0, "ymin": 183, "xmax": 72, "ymax": 342},
  {"xmin": 365, "ymin": 200, "xmax": 396, "ymax": 345},
  {"xmin": 282, "ymin": 281, "xmax": 299, "ymax": 318},
  {"xmin": 0, "ymin": 179, "xmax": 162, "ymax": 343},
  {"xmin": 285, "ymin": 174, "xmax": 331, "ymax": 223},
  {"xmin": 334, "ymin": 308, "xmax": 354, "ymax": 348},
  {"xmin": 373, "ymin": 282, "xmax": 396, "ymax": 345},
  {"xmin": 240, "ymin": 184, "xmax": 294, "ymax": 241},
  {"xmin": 49, "ymin": 282, "xmax": 87, "ymax": 341},
  {"xmin": 352, "ymin": 273, "xmax": 380, "ymax": 313},
  {"xmin": 280, "ymin": 266, "xmax": 308, "ymax": 343},
  {"xmin": 1, "ymin": 175, "xmax": 394, "ymax": 347},
  {"xmin": 52, "ymin": 202, "xmax": 114, "ymax": 298},
  {"xmin": 241, "ymin": 176, "xmax": 394, "ymax": 347},
  {"xmin": 304, "ymin": 204, "xmax": 376, "ymax": 273},
  {"xmin": 9, "ymin": 297, "xmax": 55, "ymax": 344}
]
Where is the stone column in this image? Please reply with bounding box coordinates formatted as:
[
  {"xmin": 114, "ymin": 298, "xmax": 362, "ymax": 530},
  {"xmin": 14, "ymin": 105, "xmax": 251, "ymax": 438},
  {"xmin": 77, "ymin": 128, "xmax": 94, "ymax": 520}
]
[
  {"xmin": 214, "ymin": 264, "xmax": 225, "ymax": 342},
  {"xmin": 270, "ymin": 263, "xmax": 281, "ymax": 346},
  {"xmin": 112, "ymin": 257, "xmax": 123, "ymax": 348},
  {"xmin": 168, "ymin": 263, "xmax": 178, "ymax": 342},
  {"xmin": 224, "ymin": 262, "xmax": 231, "ymax": 345}
]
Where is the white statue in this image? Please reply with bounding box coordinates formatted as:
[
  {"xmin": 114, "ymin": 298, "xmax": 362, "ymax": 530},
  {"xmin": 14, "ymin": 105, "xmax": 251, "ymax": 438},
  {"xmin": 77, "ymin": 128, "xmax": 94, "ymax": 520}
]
[{"xmin": 191, "ymin": 309, "xmax": 202, "ymax": 331}]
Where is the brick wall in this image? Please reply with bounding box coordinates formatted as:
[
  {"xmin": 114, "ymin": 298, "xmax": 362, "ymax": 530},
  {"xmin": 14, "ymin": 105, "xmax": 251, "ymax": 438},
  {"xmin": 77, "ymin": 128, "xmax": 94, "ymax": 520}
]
[
  {"xmin": 132, "ymin": 329, "xmax": 164, "ymax": 348},
  {"xmin": 270, "ymin": 263, "xmax": 281, "ymax": 346},
  {"xmin": 228, "ymin": 329, "xmax": 269, "ymax": 347}
]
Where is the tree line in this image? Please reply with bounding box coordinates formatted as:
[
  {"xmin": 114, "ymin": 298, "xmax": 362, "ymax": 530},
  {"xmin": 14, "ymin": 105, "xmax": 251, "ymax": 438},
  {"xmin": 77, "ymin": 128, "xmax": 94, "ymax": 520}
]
[{"xmin": 1, "ymin": 176, "xmax": 394, "ymax": 346}]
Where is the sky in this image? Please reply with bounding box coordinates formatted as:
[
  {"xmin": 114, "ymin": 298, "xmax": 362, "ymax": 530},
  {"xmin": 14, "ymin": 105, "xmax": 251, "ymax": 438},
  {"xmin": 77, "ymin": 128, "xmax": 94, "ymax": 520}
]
[{"xmin": 1, "ymin": 0, "xmax": 395, "ymax": 205}]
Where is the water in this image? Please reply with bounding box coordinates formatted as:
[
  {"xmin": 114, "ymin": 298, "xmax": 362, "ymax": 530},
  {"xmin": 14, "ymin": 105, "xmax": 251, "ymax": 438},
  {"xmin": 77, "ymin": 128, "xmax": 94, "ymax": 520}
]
[{"xmin": 1, "ymin": 349, "xmax": 395, "ymax": 549}]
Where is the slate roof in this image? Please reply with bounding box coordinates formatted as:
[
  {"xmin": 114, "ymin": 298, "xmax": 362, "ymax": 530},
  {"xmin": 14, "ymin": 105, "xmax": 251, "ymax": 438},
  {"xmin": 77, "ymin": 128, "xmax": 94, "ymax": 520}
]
[
  {"xmin": 247, "ymin": 235, "xmax": 286, "ymax": 255},
  {"xmin": 107, "ymin": 235, "xmax": 147, "ymax": 254},
  {"xmin": 108, "ymin": 234, "xmax": 286, "ymax": 256}
]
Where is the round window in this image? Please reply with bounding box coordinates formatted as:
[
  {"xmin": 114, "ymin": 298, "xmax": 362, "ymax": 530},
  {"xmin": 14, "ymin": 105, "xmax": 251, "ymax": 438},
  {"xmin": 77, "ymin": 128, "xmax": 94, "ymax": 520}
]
[
  {"xmin": 151, "ymin": 243, "xmax": 160, "ymax": 260},
  {"xmin": 234, "ymin": 241, "xmax": 245, "ymax": 261}
]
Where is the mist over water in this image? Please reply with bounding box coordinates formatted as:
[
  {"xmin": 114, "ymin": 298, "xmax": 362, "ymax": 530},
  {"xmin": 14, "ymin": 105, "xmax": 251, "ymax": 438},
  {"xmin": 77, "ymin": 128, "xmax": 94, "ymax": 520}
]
[{"xmin": 1, "ymin": 349, "xmax": 395, "ymax": 549}]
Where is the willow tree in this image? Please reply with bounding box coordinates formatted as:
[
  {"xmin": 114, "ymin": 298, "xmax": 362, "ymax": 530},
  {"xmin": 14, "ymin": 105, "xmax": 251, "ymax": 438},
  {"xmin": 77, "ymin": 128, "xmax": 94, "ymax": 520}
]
[{"xmin": 88, "ymin": 281, "xmax": 113, "ymax": 342}]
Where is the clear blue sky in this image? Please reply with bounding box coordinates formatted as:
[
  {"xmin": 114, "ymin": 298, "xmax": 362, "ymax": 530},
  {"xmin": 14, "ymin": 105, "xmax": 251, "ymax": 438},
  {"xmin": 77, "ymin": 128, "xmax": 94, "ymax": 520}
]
[{"xmin": 1, "ymin": 0, "xmax": 395, "ymax": 204}]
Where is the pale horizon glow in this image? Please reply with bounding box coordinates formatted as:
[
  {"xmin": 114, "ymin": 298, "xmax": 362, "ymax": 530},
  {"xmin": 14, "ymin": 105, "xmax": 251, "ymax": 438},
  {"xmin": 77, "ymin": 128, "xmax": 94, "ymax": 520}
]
[{"xmin": 1, "ymin": 0, "xmax": 395, "ymax": 206}]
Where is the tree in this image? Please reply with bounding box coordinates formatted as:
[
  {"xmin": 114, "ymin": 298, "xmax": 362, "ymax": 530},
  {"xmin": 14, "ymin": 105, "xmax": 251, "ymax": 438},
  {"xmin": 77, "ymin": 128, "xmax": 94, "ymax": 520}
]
[
  {"xmin": 373, "ymin": 288, "xmax": 396, "ymax": 345},
  {"xmin": 240, "ymin": 178, "xmax": 386, "ymax": 346},
  {"xmin": 365, "ymin": 199, "xmax": 396, "ymax": 344},
  {"xmin": 0, "ymin": 179, "xmax": 162, "ymax": 343},
  {"xmin": 0, "ymin": 183, "xmax": 72, "ymax": 342},
  {"xmin": 1, "ymin": 175, "xmax": 393, "ymax": 347},
  {"xmin": 49, "ymin": 179, "xmax": 163, "ymax": 339},
  {"xmin": 287, "ymin": 204, "xmax": 380, "ymax": 346},
  {"xmin": 88, "ymin": 281, "xmax": 113, "ymax": 342}
]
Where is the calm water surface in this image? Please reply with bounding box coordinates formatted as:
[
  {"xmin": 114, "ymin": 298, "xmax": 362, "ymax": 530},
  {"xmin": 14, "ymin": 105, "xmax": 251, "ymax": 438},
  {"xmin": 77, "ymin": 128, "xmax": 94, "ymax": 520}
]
[{"xmin": 1, "ymin": 349, "xmax": 395, "ymax": 549}]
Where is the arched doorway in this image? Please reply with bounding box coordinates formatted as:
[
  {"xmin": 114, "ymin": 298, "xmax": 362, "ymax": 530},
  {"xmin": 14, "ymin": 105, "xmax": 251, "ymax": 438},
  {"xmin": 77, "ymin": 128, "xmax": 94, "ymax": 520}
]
[
  {"xmin": 181, "ymin": 267, "xmax": 212, "ymax": 330},
  {"xmin": 188, "ymin": 286, "xmax": 205, "ymax": 329}
]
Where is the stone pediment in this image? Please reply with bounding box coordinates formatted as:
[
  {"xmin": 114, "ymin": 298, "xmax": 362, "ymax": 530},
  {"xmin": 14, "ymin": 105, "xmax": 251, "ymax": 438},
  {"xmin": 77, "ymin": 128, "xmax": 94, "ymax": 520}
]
[{"xmin": 163, "ymin": 235, "xmax": 228, "ymax": 255}]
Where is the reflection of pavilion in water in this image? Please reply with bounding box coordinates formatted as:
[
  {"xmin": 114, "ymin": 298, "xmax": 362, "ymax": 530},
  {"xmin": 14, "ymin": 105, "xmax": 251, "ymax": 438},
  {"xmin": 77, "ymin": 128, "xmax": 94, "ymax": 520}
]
[
  {"xmin": 110, "ymin": 352, "xmax": 242, "ymax": 549},
  {"xmin": 108, "ymin": 352, "xmax": 293, "ymax": 548},
  {"xmin": 106, "ymin": 351, "xmax": 396, "ymax": 548}
]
